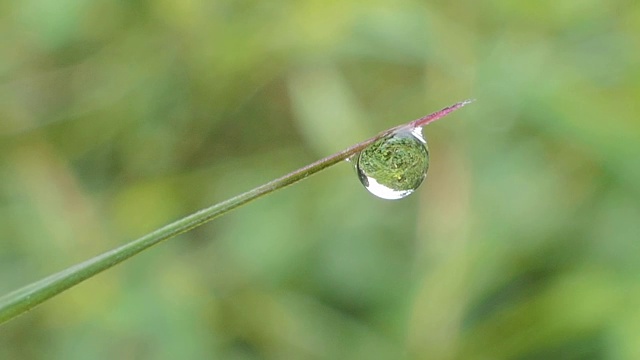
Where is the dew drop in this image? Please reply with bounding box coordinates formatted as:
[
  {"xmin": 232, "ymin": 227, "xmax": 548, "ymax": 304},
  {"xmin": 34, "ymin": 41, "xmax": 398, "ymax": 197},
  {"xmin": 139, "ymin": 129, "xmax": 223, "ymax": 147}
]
[{"xmin": 356, "ymin": 128, "xmax": 429, "ymax": 200}]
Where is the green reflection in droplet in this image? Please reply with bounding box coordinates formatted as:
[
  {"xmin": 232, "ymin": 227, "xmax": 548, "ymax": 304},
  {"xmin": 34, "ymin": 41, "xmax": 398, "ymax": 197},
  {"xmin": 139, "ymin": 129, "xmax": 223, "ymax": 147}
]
[{"xmin": 356, "ymin": 129, "xmax": 429, "ymax": 200}]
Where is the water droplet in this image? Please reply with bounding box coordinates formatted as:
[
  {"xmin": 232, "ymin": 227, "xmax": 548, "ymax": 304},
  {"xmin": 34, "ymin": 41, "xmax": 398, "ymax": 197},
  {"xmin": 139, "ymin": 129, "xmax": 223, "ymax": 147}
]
[{"xmin": 356, "ymin": 128, "xmax": 429, "ymax": 200}]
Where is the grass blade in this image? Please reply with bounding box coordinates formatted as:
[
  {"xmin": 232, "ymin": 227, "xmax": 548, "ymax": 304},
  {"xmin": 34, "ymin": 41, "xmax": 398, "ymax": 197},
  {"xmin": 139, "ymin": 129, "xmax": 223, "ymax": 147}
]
[{"xmin": 0, "ymin": 100, "xmax": 472, "ymax": 324}]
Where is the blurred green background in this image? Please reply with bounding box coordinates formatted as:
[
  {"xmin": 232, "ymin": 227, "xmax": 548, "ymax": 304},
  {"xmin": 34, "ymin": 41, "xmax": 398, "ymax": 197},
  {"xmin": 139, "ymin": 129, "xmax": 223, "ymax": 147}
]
[{"xmin": 1, "ymin": 0, "xmax": 639, "ymax": 359}]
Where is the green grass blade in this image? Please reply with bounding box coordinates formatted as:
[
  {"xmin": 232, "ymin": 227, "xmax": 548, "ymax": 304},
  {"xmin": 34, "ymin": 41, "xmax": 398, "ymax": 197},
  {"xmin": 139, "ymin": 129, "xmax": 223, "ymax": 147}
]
[{"xmin": 0, "ymin": 100, "xmax": 471, "ymax": 324}]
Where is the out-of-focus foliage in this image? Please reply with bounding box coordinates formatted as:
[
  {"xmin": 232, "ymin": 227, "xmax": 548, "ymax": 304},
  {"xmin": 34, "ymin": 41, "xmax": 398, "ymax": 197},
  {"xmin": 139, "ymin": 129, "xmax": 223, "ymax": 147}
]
[{"xmin": 1, "ymin": 0, "xmax": 639, "ymax": 358}]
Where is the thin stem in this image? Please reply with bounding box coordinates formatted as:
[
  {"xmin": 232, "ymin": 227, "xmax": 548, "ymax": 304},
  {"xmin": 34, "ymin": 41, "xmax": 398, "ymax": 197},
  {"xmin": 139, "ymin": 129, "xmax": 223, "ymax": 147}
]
[
  {"xmin": 410, "ymin": 99, "xmax": 475, "ymax": 128},
  {"xmin": 0, "ymin": 100, "xmax": 473, "ymax": 324}
]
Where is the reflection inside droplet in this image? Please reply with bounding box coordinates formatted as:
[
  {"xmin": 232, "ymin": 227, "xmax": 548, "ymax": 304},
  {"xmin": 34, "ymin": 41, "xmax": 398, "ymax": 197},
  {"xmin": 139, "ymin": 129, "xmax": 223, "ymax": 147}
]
[{"xmin": 356, "ymin": 128, "xmax": 429, "ymax": 200}]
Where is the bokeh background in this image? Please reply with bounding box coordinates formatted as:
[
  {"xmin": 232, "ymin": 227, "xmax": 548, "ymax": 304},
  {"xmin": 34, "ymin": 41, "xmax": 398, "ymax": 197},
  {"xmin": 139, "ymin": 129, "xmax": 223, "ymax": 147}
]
[{"xmin": 1, "ymin": 0, "xmax": 639, "ymax": 359}]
